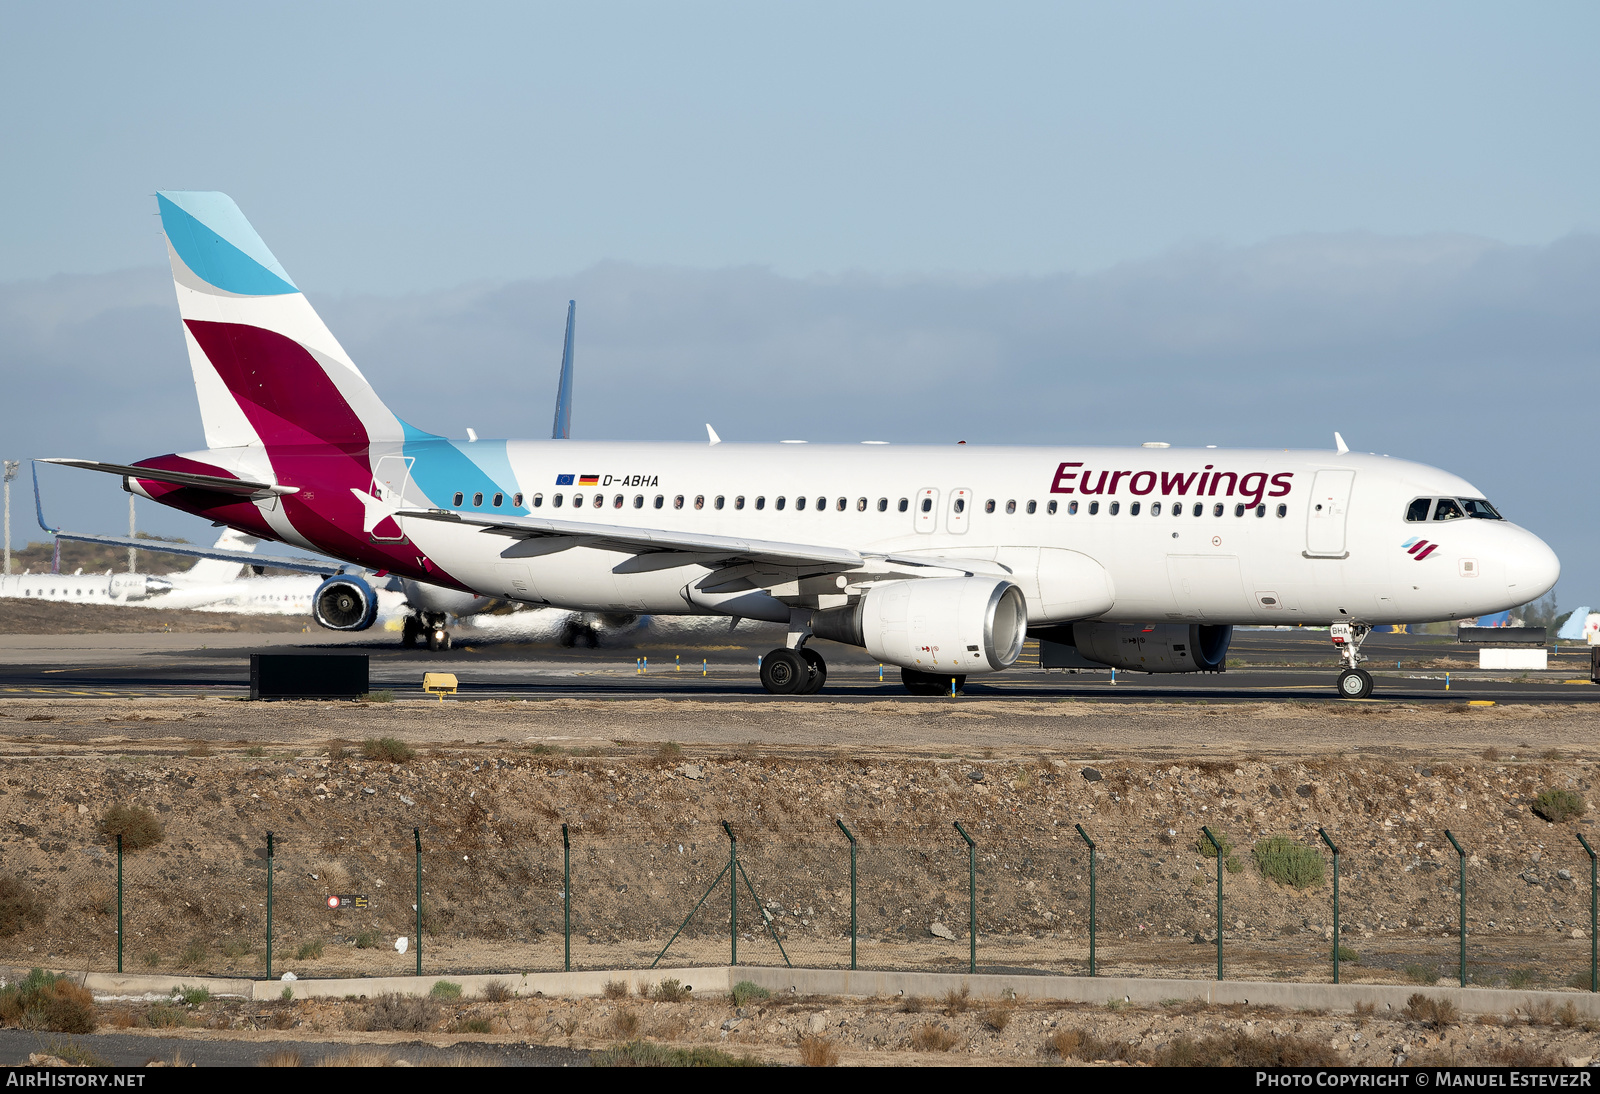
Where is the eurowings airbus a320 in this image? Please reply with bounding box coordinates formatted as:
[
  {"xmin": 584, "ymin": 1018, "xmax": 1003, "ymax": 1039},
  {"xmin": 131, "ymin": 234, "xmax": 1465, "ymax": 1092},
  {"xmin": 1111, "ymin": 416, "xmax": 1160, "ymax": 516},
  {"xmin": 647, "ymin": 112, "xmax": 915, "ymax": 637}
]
[{"xmin": 46, "ymin": 192, "xmax": 1560, "ymax": 699}]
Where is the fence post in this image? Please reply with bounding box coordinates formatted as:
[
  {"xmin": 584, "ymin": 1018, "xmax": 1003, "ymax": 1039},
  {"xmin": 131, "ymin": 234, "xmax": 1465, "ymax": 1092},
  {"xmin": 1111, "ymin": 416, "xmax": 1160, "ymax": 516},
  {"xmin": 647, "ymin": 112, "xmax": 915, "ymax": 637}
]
[
  {"xmin": 836, "ymin": 819, "xmax": 857, "ymax": 970},
  {"xmin": 1073, "ymin": 824, "xmax": 1097, "ymax": 976},
  {"xmin": 413, "ymin": 826, "xmax": 422, "ymax": 977},
  {"xmin": 954, "ymin": 821, "xmax": 976, "ymax": 974},
  {"xmin": 1202, "ymin": 826, "xmax": 1223, "ymax": 981},
  {"xmin": 723, "ymin": 820, "xmax": 737, "ymax": 966},
  {"xmin": 116, "ymin": 833, "xmax": 123, "ymax": 975},
  {"xmin": 265, "ymin": 831, "xmax": 274, "ymax": 982},
  {"xmin": 562, "ymin": 823, "xmax": 571, "ymax": 973},
  {"xmin": 1445, "ymin": 830, "xmax": 1466, "ymax": 987},
  {"xmin": 1319, "ymin": 828, "xmax": 1340, "ymax": 984},
  {"xmin": 1580, "ymin": 834, "xmax": 1598, "ymax": 993}
]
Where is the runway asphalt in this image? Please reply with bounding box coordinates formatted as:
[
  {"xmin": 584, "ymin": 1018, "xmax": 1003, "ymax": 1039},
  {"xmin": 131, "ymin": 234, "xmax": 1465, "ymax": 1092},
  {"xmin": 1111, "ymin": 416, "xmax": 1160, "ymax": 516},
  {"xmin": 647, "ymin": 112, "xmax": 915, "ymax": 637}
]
[{"xmin": 0, "ymin": 627, "xmax": 1592, "ymax": 705}]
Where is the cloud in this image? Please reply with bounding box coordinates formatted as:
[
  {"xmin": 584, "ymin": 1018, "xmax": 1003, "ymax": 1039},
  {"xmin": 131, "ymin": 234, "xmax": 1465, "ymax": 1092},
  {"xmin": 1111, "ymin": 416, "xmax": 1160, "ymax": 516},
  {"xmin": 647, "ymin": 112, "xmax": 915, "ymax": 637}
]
[{"xmin": 3, "ymin": 231, "xmax": 1596, "ymax": 601}]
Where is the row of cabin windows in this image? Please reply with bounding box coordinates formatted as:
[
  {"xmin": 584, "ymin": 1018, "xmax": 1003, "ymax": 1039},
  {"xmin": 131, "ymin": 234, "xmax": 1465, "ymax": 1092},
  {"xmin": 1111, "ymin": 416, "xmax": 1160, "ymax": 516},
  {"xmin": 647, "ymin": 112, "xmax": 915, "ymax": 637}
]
[
  {"xmin": 451, "ymin": 491, "xmax": 524, "ymax": 508},
  {"xmin": 446, "ymin": 490, "xmax": 1289, "ymax": 520}
]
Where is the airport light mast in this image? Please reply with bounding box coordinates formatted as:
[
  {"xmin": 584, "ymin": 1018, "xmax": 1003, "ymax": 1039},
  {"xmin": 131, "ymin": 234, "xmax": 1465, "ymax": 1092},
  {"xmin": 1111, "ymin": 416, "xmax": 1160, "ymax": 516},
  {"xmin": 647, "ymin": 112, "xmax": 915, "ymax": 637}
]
[{"xmin": 2, "ymin": 460, "xmax": 16, "ymax": 575}]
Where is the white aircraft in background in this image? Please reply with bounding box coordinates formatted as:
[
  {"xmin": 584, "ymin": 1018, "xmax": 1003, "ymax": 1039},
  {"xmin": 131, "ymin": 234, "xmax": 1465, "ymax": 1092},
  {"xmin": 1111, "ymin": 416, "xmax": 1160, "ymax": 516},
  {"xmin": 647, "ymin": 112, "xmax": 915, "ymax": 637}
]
[{"xmin": 46, "ymin": 192, "xmax": 1561, "ymax": 698}]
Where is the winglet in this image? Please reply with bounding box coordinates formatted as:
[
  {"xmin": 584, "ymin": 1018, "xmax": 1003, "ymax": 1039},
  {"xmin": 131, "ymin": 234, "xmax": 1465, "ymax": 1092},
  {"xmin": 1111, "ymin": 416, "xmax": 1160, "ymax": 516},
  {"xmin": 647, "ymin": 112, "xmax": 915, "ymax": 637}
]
[
  {"xmin": 31, "ymin": 461, "xmax": 56, "ymax": 534},
  {"xmin": 551, "ymin": 300, "xmax": 575, "ymax": 439},
  {"xmin": 706, "ymin": 424, "xmax": 721, "ymax": 446},
  {"xmin": 1334, "ymin": 432, "xmax": 1349, "ymax": 455}
]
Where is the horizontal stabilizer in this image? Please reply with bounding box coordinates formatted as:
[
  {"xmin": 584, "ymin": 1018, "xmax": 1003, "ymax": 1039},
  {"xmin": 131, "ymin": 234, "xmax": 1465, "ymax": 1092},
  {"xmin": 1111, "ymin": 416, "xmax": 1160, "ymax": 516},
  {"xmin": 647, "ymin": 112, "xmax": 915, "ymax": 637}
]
[
  {"xmin": 38, "ymin": 458, "xmax": 296, "ymax": 496},
  {"xmin": 47, "ymin": 531, "xmax": 340, "ymax": 577}
]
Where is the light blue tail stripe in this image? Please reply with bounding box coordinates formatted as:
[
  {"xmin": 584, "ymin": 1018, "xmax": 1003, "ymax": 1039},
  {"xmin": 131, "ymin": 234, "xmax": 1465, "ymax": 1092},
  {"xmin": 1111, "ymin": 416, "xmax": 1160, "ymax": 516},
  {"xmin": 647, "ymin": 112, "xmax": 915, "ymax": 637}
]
[{"xmin": 157, "ymin": 191, "xmax": 298, "ymax": 296}]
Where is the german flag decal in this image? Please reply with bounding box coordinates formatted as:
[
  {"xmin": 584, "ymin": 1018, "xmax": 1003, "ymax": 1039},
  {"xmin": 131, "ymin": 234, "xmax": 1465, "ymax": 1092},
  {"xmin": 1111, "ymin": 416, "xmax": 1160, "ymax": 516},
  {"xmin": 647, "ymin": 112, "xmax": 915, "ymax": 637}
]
[{"xmin": 578, "ymin": 474, "xmax": 600, "ymax": 486}]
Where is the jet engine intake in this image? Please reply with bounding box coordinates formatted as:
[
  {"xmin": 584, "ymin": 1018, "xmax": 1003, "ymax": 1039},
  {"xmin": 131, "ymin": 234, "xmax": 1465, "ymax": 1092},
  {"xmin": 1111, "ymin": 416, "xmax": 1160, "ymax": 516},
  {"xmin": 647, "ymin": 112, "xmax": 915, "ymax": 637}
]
[
  {"xmin": 313, "ymin": 575, "xmax": 379, "ymax": 631},
  {"xmin": 1042, "ymin": 621, "xmax": 1232, "ymax": 672},
  {"xmin": 811, "ymin": 576, "xmax": 1027, "ymax": 673}
]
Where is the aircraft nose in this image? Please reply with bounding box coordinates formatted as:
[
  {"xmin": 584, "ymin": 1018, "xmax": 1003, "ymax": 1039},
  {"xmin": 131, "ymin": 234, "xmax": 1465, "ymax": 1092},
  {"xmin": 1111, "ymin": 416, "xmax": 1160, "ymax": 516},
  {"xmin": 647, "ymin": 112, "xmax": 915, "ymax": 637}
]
[{"xmin": 1505, "ymin": 531, "xmax": 1560, "ymax": 603}]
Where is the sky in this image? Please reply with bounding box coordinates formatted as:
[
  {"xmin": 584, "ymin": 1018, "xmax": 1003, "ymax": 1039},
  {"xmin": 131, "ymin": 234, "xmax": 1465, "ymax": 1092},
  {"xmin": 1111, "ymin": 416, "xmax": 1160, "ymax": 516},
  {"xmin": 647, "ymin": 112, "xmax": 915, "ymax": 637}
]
[{"xmin": 1, "ymin": 2, "xmax": 1597, "ymax": 608}]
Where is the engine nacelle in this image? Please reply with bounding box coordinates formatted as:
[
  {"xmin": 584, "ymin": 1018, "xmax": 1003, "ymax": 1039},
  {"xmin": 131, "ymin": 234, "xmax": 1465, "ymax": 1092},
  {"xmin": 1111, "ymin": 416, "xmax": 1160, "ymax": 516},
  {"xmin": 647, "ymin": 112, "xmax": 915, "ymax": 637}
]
[
  {"xmin": 313, "ymin": 575, "xmax": 379, "ymax": 631},
  {"xmin": 812, "ymin": 576, "xmax": 1027, "ymax": 673},
  {"xmin": 398, "ymin": 578, "xmax": 494, "ymax": 618},
  {"xmin": 108, "ymin": 573, "xmax": 171, "ymax": 602},
  {"xmin": 1050, "ymin": 622, "xmax": 1232, "ymax": 672}
]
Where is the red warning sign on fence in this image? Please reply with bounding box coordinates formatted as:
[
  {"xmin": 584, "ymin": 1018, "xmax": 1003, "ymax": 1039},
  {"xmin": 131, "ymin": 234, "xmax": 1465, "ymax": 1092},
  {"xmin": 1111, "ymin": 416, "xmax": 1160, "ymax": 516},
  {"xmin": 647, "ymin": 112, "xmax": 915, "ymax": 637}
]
[{"xmin": 326, "ymin": 894, "xmax": 369, "ymax": 909}]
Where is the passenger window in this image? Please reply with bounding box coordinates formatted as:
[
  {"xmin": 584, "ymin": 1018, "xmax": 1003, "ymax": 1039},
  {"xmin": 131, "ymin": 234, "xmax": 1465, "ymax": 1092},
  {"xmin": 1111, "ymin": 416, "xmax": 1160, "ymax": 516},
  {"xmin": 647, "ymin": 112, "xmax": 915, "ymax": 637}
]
[
  {"xmin": 1088, "ymin": 501, "xmax": 1099, "ymax": 515},
  {"xmin": 1109, "ymin": 501, "xmax": 1120, "ymax": 515},
  {"xmin": 1234, "ymin": 503, "xmax": 1245, "ymax": 517},
  {"xmin": 897, "ymin": 498, "xmax": 908, "ymax": 512},
  {"xmin": 876, "ymin": 498, "xmax": 887, "ymax": 511},
  {"xmin": 836, "ymin": 497, "xmax": 846, "ymax": 511},
  {"xmin": 532, "ymin": 494, "xmax": 543, "ymax": 508},
  {"xmin": 985, "ymin": 499, "xmax": 996, "ymax": 514},
  {"xmin": 1005, "ymin": 500, "xmax": 1016, "ymax": 514},
  {"xmin": 1212, "ymin": 503, "xmax": 1223, "ymax": 517},
  {"xmin": 654, "ymin": 495, "xmax": 664, "ymax": 509},
  {"xmin": 553, "ymin": 494, "xmax": 564, "ymax": 507},
  {"xmin": 594, "ymin": 495, "xmax": 604, "ymax": 508},
  {"xmin": 674, "ymin": 495, "xmax": 685, "ymax": 509},
  {"xmin": 857, "ymin": 498, "xmax": 867, "ymax": 511},
  {"xmin": 1193, "ymin": 503, "xmax": 1203, "ymax": 517},
  {"xmin": 715, "ymin": 496, "xmax": 725, "ymax": 510},
  {"xmin": 512, "ymin": 493, "xmax": 523, "ymax": 507},
  {"xmin": 777, "ymin": 496, "xmax": 787, "ymax": 510},
  {"xmin": 796, "ymin": 496, "xmax": 807, "ymax": 511},
  {"xmin": 634, "ymin": 495, "xmax": 644, "ymax": 508},
  {"xmin": 1405, "ymin": 497, "xmax": 1432, "ymax": 522},
  {"xmin": 613, "ymin": 494, "xmax": 624, "ymax": 508},
  {"xmin": 954, "ymin": 498, "xmax": 966, "ymax": 514},
  {"xmin": 1151, "ymin": 502, "xmax": 1161, "ymax": 516},
  {"xmin": 1047, "ymin": 500, "xmax": 1057, "ymax": 515},
  {"xmin": 736, "ymin": 496, "xmax": 746, "ymax": 510},
  {"xmin": 1277, "ymin": 504, "xmax": 1287, "ymax": 518},
  {"xmin": 1255, "ymin": 505, "xmax": 1266, "ymax": 517},
  {"xmin": 1129, "ymin": 502, "xmax": 1140, "ymax": 516},
  {"xmin": 1433, "ymin": 498, "xmax": 1464, "ymax": 521},
  {"xmin": 694, "ymin": 495, "xmax": 705, "ymax": 510},
  {"xmin": 921, "ymin": 497, "xmax": 933, "ymax": 513},
  {"xmin": 473, "ymin": 492, "xmax": 484, "ymax": 506},
  {"xmin": 492, "ymin": 493, "xmax": 503, "ymax": 507},
  {"xmin": 756, "ymin": 496, "xmax": 766, "ymax": 510},
  {"xmin": 1026, "ymin": 500, "xmax": 1037, "ymax": 514},
  {"xmin": 452, "ymin": 492, "xmax": 463, "ymax": 507},
  {"xmin": 816, "ymin": 496, "xmax": 826, "ymax": 511},
  {"xmin": 572, "ymin": 494, "xmax": 583, "ymax": 507}
]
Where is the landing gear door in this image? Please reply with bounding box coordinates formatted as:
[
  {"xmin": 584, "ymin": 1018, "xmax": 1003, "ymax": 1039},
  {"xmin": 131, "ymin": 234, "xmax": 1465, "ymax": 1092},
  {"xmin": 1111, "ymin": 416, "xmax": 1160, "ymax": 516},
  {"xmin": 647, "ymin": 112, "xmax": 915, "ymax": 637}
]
[
  {"xmin": 946, "ymin": 488, "xmax": 972, "ymax": 534},
  {"xmin": 369, "ymin": 455, "xmax": 414, "ymax": 542},
  {"xmin": 914, "ymin": 488, "xmax": 939, "ymax": 534},
  {"xmin": 1305, "ymin": 469, "xmax": 1355, "ymax": 558}
]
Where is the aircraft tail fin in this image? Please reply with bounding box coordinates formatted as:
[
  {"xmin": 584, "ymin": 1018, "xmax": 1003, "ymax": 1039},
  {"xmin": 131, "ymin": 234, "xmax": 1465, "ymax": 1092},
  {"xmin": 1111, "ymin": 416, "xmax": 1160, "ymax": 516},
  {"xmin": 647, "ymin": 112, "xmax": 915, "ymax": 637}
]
[
  {"xmin": 551, "ymin": 300, "xmax": 575, "ymax": 439},
  {"xmin": 1558, "ymin": 607, "xmax": 1593, "ymax": 641},
  {"xmin": 157, "ymin": 192, "xmax": 400, "ymax": 452},
  {"xmin": 184, "ymin": 528, "xmax": 262, "ymax": 583}
]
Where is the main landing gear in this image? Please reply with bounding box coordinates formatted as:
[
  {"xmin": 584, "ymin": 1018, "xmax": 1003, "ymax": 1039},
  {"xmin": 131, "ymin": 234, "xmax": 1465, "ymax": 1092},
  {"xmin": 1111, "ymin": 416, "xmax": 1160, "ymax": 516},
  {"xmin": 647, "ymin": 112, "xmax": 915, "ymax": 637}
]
[
  {"xmin": 1330, "ymin": 621, "xmax": 1373, "ymax": 699},
  {"xmin": 403, "ymin": 613, "xmax": 452, "ymax": 652},
  {"xmin": 759, "ymin": 647, "xmax": 826, "ymax": 695}
]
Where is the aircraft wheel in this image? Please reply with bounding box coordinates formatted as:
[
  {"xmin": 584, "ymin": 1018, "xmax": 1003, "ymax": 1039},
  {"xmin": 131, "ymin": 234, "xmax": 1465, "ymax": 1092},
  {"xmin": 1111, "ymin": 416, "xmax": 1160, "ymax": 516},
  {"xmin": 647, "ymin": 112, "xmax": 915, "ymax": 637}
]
[
  {"xmin": 1337, "ymin": 668, "xmax": 1373, "ymax": 700},
  {"xmin": 428, "ymin": 628, "xmax": 451, "ymax": 653},
  {"xmin": 796, "ymin": 648, "xmax": 827, "ymax": 694},
  {"xmin": 402, "ymin": 617, "xmax": 420, "ymax": 647},
  {"xmin": 760, "ymin": 648, "xmax": 807, "ymax": 695}
]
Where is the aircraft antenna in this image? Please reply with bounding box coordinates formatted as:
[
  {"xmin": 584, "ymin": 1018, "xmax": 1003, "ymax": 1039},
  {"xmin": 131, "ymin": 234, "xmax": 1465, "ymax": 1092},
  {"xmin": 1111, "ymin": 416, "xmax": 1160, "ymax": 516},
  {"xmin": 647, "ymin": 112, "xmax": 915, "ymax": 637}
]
[{"xmin": 552, "ymin": 300, "xmax": 575, "ymax": 439}]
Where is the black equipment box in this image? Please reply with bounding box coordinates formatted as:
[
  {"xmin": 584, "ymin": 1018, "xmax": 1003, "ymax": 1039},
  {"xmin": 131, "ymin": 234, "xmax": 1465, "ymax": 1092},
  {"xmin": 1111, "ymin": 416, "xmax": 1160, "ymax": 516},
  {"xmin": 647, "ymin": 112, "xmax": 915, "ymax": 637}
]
[
  {"xmin": 250, "ymin": 654, "xmax": 369, "ymax": 700},
  {"xmin": 1457, "ymin": 627, "xmax": 1546, "ymax": 646}
]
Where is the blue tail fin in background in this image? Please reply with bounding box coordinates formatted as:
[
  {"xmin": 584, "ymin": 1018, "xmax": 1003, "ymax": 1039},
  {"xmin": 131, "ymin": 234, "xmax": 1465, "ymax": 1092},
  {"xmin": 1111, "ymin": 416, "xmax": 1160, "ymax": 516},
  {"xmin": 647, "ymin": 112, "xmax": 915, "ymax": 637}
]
[{"xmin": 551, "ymin": 300, "xmax": 575, "ymax": 439}]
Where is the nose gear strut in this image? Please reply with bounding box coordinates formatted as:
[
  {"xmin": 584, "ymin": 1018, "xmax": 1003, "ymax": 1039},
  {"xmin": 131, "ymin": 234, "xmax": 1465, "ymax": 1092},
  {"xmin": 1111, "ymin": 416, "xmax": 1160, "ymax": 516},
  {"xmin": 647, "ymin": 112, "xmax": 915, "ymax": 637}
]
[{"xmin": 1330, "ymin": 621, "xmax": 1373, "ymax": 699}]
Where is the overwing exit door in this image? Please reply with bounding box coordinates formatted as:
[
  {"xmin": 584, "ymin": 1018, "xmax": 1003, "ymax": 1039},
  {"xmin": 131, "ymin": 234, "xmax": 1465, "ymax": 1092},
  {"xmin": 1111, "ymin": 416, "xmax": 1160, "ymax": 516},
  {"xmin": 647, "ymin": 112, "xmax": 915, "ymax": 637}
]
[
  {"xmin": 946, "ymin": 488, "xmax": 972, "ymax": 533},
  {"xmin": 914, "ymin": 488, "xmax": 939, "ymax": 533}
]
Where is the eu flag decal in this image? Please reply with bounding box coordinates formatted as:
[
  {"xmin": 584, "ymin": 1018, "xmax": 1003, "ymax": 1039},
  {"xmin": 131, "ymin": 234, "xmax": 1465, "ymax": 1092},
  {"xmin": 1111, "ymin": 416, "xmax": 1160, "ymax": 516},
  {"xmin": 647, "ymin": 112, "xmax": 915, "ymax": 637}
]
[{"xmin": 555, "ymin": 474, "xmax": 575, "ymax": 486}]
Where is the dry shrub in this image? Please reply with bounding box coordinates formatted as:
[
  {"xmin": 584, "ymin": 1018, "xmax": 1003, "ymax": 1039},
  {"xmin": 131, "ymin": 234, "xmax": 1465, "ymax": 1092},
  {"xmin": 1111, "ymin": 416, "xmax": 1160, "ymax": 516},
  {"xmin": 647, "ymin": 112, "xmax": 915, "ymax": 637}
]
[
  {"xmin": 1045, "ymin": 1028, "xmax": 1133, "ymax": 1062},
  {"xmin": 261, "ymin": 1051, "xmax": 303, "ymax": 1067},
  {"xmin": 981, "ymin": 1006, "xmax": 1012, "ymax": 1032},
  {"xmin": 602, "ymin": 979, "xmax": 630, "ymax": 1000},
  {"xmin": 1354, "ymin": 1000, "xmax": 1376, "ymax": 1023},
  {"xmin": 1557, "ymin": 1002, "xmax": 1582, "ymax": 1029},
  {"xmin": 1151, "ymin": 1031, "xmax": 1340, "ymax": 1067},
  {"xmin": 98, "ymin": 803, "xmax": 164, "ymax": 850},
  {"xmin": 798, "ymin": 1035, "xmax": 839, "ymax": 1066},
  {"xmin": 361, "ymin": 737, "xmax": 414, "ymax": 763},
  {"xmin": 1481, "ymin": 747, "xmax": 1500, "ymax": 761},
  {"xmin": 0, "ymin": 970, "xmax": 96, "ymax": 1034},
  {"xmin": 910, "ymin": 1023, "xmax": 960, "ymax": 1052},
  {"xmin": 1533, "ymin": 788, "xmax": 1586, "ymax": 823},
  {"xmin": 899, "ymin": 994, "xmax": 924, "ymax": 1013},
  {"xmin": 942, "ymin": 986, "xmax": 971, "ymax": 1015},
  {"xmin": 481, "ymin": 980, "xmax": 513, "ymax": 1003},
  {"xmin": 271, "ymin": 1009, "xmax": 296, "ymax": 1030},
  {"xmin": 110, "ymin": 1008, "xmax": 139, "ymax": 1030},
  {"xmin": 651, "ymin": 978, "xmax": 689, "ymax": 1003},
  {"xmin": 361, "ymin": 993, "xmax": 440, "ymax": 1033},
  {"xmin": 0, "ymin": 876, "xmax": 47, "ymax": 937},
  {"xmin": 1404, "ymin": 993, "xmax": 1458, "ymax": 1029},
  {"xmin": 1485, "ymin": 1043, "xmax": 1560, "ymax": 1066},
  {"xmin": 318, "ymin": 1048, "xmax": 399, "ymax": 1067},
  {"xmin": 610, "ymin": 1010, "xmax": 640, "ymax": 1038}
]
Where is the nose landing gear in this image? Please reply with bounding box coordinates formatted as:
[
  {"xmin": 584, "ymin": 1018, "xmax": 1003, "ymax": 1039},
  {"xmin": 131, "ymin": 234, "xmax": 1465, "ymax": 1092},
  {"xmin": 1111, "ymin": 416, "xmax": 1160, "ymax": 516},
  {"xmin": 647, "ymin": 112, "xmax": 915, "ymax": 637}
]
[
  {"xmin": 404, "ymin": 612, "xmax": 452, "ymax": 652},
  {"xmin": 1331, "ymin": 621, "xmax": 1373, "ymax": 699}
]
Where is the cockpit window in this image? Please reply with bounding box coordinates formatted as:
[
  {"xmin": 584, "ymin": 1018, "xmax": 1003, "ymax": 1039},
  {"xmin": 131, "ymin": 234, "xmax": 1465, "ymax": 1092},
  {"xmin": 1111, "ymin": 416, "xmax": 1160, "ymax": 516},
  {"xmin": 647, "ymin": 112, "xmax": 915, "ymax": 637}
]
[
  {"xmin": 1461, "ymin": 499, "xmax": 1502, "ymax": 520},
  {"xmin": 1433, "ymin": 498, "xmax": 1465, "ymax": 521},
  {"xmin": 1405, "ymin": 498, "xmax": 1432, "ymax": 522}
]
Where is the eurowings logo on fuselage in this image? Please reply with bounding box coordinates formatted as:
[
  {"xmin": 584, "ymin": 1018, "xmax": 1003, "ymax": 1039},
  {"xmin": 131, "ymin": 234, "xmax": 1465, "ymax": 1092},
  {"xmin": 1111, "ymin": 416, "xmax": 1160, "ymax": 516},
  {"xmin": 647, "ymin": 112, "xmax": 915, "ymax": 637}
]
[{"xmin": 1402, "ymin": 537, "xmax": 1440, "ymax": 560}]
